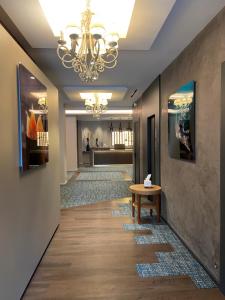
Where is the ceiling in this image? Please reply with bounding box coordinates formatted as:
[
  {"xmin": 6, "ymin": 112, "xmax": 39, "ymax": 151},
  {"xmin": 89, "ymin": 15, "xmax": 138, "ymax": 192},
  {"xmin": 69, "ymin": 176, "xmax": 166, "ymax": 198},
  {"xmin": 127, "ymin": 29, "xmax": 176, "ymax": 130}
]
[{"xmin": 1, "ymin": 0, "xmax": 225, "ymax": 115}]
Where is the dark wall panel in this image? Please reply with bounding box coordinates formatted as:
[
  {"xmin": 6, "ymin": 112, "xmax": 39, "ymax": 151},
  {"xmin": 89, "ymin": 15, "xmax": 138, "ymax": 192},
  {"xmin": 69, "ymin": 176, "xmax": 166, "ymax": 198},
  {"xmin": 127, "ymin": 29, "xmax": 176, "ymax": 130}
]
[
  {"xmin": 141, "ymin": 78, "xmax": 160, "ymax": 184},
  {"xmin": 134, "ymin": 77, "xmax": 160, "ymax": 184}
]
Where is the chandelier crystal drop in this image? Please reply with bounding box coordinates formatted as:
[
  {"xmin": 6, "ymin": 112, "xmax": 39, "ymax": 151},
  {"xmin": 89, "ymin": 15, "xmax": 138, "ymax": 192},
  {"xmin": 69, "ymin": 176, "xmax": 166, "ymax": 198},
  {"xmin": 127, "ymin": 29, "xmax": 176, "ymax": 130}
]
[{"xmin": 57, "ymin": 1, "xmax": 119, "ymax": 82}]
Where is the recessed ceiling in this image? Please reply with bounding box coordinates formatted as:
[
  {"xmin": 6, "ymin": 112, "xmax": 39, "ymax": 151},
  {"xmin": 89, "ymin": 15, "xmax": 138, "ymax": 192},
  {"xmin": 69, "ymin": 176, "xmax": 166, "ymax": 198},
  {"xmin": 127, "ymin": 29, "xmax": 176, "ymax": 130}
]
[
  {"xmin": 1, "ymin": 0, "xmax": 176, "ymax": 50},
  {"xmin": 38, "ymin": 0, "xmax": 136, "ymax": 39},
  {"xmin": 63, "ymin": 86, "xmax": 128, "ymax": 106}
]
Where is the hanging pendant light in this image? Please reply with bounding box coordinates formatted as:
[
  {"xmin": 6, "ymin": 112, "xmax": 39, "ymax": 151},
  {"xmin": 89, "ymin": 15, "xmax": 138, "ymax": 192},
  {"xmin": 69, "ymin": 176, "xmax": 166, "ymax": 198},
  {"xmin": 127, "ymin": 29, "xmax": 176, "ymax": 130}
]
[
  {"xmin": 109, "ymin": 122, "xmax": 114, "ymax": 131},
  {"xmin": 127, "ymin": 121, "xmax": 132, "ymax": 131},
  {"xmin": 119, "ymin": 121, "xmax": 123, "ymax": 132}
]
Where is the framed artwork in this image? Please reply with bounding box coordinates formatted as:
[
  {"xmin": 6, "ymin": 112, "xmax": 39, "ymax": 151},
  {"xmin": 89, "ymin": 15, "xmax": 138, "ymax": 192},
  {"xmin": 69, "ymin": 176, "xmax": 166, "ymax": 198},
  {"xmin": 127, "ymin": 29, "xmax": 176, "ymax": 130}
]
[
  {"xmin": 168, "ymin": 80, "xmax": 195, "ymax": 161},
  {"xmin": 17, "ymin": 64, "xmax": 49, "ymax": 172}
]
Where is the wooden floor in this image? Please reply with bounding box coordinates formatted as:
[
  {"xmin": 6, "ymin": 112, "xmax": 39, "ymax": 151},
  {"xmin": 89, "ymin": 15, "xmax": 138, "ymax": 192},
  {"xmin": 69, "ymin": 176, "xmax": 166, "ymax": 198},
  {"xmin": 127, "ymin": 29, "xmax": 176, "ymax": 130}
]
[{"xmin": 23, "ymin": 198, "xmax": 224, "ymax": 300}]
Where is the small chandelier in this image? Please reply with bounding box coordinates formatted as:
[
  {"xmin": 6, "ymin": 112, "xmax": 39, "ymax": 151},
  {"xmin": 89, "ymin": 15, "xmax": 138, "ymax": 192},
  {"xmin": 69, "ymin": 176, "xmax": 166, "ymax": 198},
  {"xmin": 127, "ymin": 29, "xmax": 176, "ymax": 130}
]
[
  {"xmin": 81, "ymin": 93, "xmax": 111, "ymax": 117},
  {"xmin": 57, "ymin": 0, "xmax": 119, "ymax": 82}
]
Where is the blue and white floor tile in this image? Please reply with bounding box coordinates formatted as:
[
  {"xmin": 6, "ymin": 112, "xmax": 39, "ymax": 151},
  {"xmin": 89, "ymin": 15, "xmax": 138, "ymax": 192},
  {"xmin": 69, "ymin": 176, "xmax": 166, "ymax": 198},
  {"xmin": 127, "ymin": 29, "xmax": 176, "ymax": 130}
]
[
  {"xmin": 79, "ymin": 164, "xmax": 133, "ymax": 178},
  {"xmin": 76, "ymin": 171, "xmax": 124, "ymax": 181},
  {"xmin": 112, "ymin": 204, "xmax": 216, "ymax": 289},
  {"xmin": 60, "ymin": 167, "xmax": 133, "ymax": 208}
]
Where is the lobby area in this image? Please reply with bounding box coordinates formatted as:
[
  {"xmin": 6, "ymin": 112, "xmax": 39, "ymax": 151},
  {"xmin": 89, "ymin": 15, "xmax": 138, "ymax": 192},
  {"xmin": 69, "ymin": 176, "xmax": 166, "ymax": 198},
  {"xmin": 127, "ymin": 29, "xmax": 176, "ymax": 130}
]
[{"xmin": 1, "ymin": 1, "xmax": 225, "ymax": 299}]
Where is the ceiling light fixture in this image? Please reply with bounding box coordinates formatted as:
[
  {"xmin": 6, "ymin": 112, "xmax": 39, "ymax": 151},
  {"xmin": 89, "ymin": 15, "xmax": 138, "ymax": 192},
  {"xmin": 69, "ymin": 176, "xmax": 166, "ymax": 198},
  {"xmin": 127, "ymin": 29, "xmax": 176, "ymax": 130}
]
[
  {"xmin": 80, "ymin": 92, "xmax": 111, "ymax": 117},
  {"xmin": 39, "ymin": 0, "xmax": 135, "ymax": 82}
]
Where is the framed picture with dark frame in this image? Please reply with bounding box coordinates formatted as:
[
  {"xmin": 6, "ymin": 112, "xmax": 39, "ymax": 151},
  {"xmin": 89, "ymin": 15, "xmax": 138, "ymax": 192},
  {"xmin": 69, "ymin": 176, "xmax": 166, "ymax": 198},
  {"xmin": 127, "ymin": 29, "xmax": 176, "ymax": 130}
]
[
  {"xmin": 168, "ymin": 80, "xmax": 196, "ymax": 161},
  {"xmin": 17, "ymin": 64, "xmax": 49, "ymax": 172}
]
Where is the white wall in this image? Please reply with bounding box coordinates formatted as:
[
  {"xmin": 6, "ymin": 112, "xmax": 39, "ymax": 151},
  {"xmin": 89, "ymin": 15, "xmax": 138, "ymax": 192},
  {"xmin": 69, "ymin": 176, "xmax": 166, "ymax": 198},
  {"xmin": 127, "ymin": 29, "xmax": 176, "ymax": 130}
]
[
  {"xmin": 59, "ymin": 96, "xmax": 67, "ymax": 184},
  {"xmin": 0, "ymin": 25, "xmax": 60, "ymax": 300},
  {"xmin": 66, "ymin": 116, "xmax": 78, "ymax": 171}
]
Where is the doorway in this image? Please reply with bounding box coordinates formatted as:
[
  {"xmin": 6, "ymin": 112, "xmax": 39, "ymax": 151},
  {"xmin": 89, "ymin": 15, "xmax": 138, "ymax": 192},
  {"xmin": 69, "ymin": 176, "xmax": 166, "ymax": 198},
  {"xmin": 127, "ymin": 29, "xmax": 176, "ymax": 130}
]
[
  {"xmin": 134, "ymin": 120, "xmax": 140, "ymax": 183},
  {"xmin": 147, "ymin": 115, "xmax": 155, "ymax": 183}
]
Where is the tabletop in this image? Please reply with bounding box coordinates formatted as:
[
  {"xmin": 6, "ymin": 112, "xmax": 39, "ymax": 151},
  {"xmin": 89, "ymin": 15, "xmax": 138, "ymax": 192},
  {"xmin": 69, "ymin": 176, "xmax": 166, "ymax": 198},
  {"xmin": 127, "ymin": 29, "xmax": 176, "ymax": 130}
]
[{"xmin": 129, "ymin": 184, "xmax": 161, "ymax": 196}]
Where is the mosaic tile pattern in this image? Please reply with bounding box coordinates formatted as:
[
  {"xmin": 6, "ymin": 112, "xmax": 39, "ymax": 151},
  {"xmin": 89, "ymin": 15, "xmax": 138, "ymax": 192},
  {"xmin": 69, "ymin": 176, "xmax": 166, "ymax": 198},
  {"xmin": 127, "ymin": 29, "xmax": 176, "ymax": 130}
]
[
  {"xmin": 112, "ymin": 202, "xmax": 161, "ymax": 224},
  {"xmin": 79, "ymin": 164, "xmax": 133, "ymax": 178},
  {"xmin": 61, "ymin": 179, "xmax": 132, "ymax": 208},
  {"xmin": 76, "ymin": 171, "xmax": 124, "ymax": 181},
  {"xmin": 122, "ymin": 222, "xmax": 216, "ymax": 289},
  {"xmin": 60, "ymin": 165, "xmax": 133, "ymax": 208}
]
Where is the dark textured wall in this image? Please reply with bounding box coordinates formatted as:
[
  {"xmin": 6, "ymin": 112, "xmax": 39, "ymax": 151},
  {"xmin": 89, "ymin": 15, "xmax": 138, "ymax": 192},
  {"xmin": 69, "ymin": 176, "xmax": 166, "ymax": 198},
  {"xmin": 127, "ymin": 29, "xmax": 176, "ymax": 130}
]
[
  {"xmin": 140, "ymin": 78, "xmax": 160, "ymax": 184},
  {"xmin": 133, "ymin": 78, "xmax": 160, "ymax": 184},
  {"xmin": 133, "ymin": 99, "xmax": 142, "ymax": 183},
  {"xmin": 160, "ymin": 8, "xmax": 225, "ymax": 280}
]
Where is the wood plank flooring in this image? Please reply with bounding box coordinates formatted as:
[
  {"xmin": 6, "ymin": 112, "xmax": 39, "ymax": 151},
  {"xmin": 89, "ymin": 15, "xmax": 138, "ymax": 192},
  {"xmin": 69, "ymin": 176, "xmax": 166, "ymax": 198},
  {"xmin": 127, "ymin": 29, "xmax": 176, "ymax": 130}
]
[{"xmin": 23, "ymin": 198, "xmax": 225, "ymax": 300}]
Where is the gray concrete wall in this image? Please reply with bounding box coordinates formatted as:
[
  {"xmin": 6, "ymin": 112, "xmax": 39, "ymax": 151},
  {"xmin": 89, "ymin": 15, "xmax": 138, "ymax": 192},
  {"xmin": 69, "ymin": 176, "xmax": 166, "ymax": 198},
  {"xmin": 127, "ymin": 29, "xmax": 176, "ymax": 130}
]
[
  {"xmin": 0, "ymin": 25, "xmax": 60, "ymax": 299},
  {"xmin": 140, "ymin": 78, "xmax": 160, "ymax": 184},
  {"xmin": 160, "ymin": 8, "xmax": 225, "ymax": 280}
]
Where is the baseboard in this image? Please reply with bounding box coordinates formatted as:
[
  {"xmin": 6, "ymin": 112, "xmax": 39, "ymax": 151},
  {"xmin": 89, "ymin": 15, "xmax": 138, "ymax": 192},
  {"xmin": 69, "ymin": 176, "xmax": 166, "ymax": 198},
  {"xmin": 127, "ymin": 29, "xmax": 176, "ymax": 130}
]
[
  {"xmin": 161, "ymin": 216, "xmax": 219, "ymax": 285},
  {"xmin": 20, "ymin": 225, "xmax": 59, "ymax": 299}
]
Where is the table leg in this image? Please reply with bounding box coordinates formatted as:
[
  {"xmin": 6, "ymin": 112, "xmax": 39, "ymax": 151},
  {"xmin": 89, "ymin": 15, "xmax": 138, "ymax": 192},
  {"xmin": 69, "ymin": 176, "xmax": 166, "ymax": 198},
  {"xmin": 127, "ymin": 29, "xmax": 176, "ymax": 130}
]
[
  {"xmin": 156, "ymin": 194, "xmax": 161, "ymax": 223},
  {"xmin": 132, "ymin": 193, "xmax": 135, "ymax": 217},
  {"xmin": 137, "ymin": 194, "xmax": 141, "ymax": 224}
]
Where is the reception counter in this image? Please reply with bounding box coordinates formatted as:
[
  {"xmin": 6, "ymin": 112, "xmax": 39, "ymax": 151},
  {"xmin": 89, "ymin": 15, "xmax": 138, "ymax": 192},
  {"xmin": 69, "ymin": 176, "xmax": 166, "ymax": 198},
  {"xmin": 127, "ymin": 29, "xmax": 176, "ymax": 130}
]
[{"xmin": 93, "ymin": 149, "xmax": 133, "ymax": 165}]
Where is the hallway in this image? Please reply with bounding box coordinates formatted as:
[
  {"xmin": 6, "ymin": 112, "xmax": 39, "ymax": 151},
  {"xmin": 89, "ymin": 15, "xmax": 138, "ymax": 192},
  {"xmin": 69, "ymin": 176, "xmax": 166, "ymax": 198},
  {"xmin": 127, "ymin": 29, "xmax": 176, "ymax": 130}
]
[
  {"xmin": 23, "ymin": 198, "xmax": 224, "ymax": 300},
  {"xmin": 2, "ymin": 2, "xmax": 225, "ymax": 299}
]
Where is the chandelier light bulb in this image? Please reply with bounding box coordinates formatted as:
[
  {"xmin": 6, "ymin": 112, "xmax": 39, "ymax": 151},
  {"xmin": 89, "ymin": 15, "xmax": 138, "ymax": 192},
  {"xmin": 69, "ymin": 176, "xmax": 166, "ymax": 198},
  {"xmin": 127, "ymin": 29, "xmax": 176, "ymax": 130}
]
[
  {"xmin": 90, "ymin": 24, "xmax": 105, "ymax": 40},
  {"xmin": 106, "ymin": 33, "xmax": 119, "ymax": 48},
  {"xmin": 101, "ymin": 99, "xmax": 108, "ymax": 106},
  {"xmin": 65, "ymin": 26, "xmax": 81, "ymax": 39}
]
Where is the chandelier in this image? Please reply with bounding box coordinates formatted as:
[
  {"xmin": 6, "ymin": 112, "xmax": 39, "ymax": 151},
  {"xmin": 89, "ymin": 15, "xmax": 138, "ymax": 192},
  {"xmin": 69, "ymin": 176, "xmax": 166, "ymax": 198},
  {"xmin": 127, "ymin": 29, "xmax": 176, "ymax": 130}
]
[
  {"xmin": 57, "ymin": 0, "xmax": 119, "ymax": 82},
  {"xmin": 80, "ymin": 93, "xmax": 111, "ymax": 117}
]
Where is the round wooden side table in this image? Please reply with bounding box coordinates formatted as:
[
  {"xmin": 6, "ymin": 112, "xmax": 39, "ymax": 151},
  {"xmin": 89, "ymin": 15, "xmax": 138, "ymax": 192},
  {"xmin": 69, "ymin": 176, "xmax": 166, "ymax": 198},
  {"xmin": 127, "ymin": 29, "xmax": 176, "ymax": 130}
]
[{"xmin": 129, "ymin": 184, "xmax": 162, "ymax": 224}]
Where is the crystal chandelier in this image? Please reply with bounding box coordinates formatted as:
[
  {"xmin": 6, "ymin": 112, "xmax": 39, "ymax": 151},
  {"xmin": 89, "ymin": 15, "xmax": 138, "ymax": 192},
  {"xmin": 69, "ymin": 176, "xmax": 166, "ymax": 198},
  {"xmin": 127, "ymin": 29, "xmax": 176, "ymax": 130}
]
[
  {"xmin": 80, "ymin": 93, "xmax": 111, "ymax": 117},
  {"xmin": 57, "ymin": 0, "xmax": 119, "ymax": 82}
]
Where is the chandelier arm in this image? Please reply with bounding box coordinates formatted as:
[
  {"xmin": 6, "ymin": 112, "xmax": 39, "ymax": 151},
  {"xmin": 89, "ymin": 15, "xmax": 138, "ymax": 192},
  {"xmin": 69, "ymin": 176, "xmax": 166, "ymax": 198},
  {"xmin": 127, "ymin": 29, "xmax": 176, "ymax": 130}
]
[
  {"xmin": 101, "ymin": 50, "xmax": 118, "ymax": 64},
  {"xmin": 96, "ymin": 55, "xmax": 117, "ymax": 69},
  {"xmin": 103, "ymin": 60, "xmax": 117, "ymax": 69},
  {"xmin": 57, "ymin": 45, "xmax": 68, "ymax": 57}
]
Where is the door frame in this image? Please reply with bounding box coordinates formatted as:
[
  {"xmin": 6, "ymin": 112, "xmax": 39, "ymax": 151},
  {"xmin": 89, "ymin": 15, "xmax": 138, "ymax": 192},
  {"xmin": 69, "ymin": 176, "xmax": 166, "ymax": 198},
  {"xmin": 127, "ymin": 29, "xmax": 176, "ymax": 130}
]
[
  {"xmin": 147, "ymin": 114, "xmax": 156, "ymax": 182},
  {"xmin": 133, "ymin": 119, "xmax": 140, "ymax": 183}
]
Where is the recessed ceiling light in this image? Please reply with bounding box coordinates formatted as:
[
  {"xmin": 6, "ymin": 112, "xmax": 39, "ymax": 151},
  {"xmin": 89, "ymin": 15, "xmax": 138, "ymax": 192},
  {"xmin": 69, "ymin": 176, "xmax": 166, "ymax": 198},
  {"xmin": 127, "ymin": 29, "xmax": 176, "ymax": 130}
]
[
  {"xmin": 39, "ymin": 0, "xmax": 135, "ymax": 38},
  {"xmin": 30, "ymin": 76, "xmax": 35, "ymax": 80}
]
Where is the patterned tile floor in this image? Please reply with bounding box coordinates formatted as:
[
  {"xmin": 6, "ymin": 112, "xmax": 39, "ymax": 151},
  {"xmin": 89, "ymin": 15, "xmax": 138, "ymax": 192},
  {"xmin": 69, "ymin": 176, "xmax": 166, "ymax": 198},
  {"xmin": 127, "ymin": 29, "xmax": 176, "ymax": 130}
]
[
  {"xmin": 79, "ymin": 165, "xmax": 133, "ymax": 178},
  {"xmin": 60, "ymin": 165, "xmax": 133, "ymax": 208},
  {"xmin": 76, "ymin": 171, "xmax": 124, "ymax": 181},
  {"xmin": 112, "ymin": 202, "xmax": 216, "ymax": 289}
]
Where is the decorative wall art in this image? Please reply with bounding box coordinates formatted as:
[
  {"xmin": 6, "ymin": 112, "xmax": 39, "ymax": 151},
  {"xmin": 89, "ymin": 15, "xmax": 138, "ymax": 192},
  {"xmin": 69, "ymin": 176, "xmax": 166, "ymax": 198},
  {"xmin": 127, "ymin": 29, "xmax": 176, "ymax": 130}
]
[
  {"xmin": 168, "ymin": 81, "xmax": 195, "ymax": 161},
  {"xmin": 17, "ymin": 64, "xmax": 49, "ymax": 171}
]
